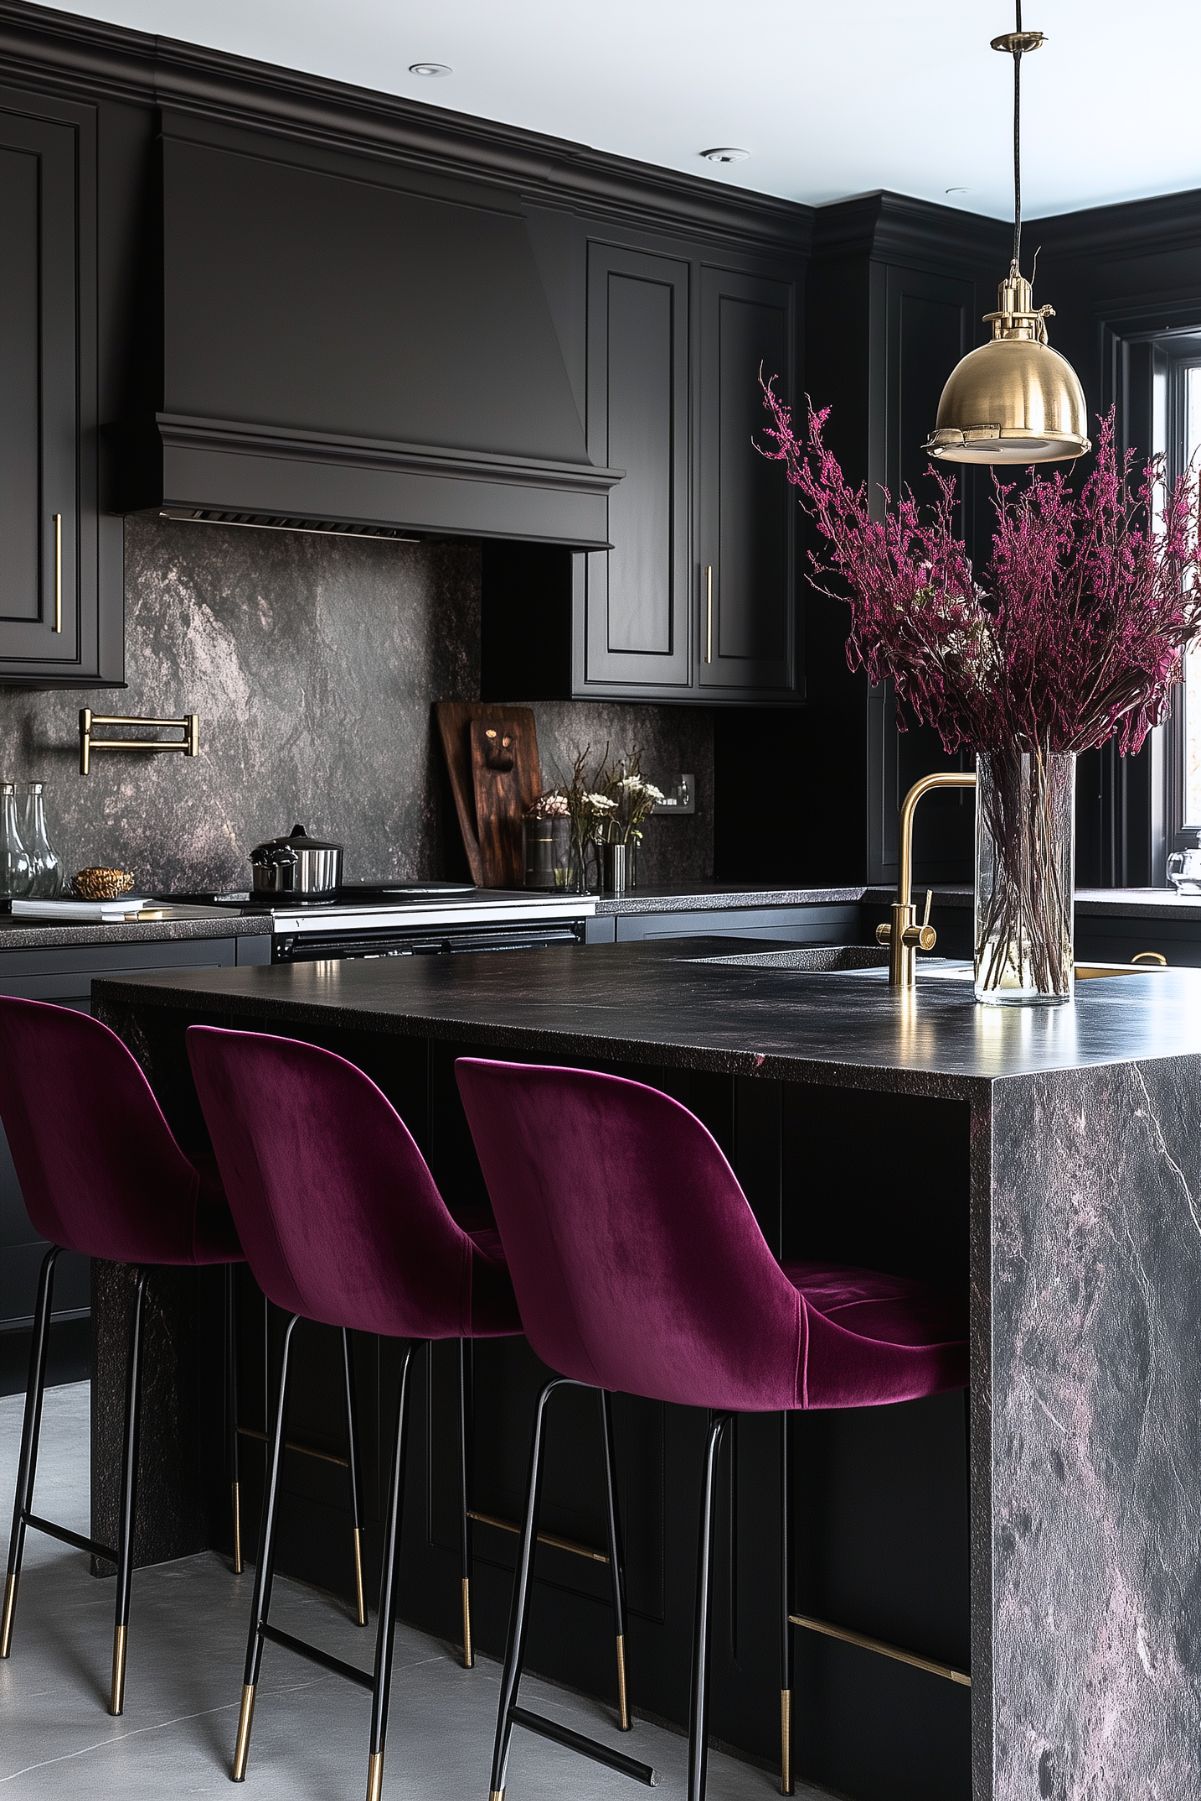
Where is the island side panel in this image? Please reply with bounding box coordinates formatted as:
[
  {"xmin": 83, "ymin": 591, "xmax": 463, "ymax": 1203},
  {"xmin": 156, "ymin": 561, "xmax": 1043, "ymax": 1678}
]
[{"xmin": 986, "ymin": 1060, "xmax": 1201, "ymax": 1801}]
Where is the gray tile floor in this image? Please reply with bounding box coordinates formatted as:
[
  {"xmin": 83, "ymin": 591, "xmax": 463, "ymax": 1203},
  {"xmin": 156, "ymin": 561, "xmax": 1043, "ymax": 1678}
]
[{"xmin": 0, "ymin": 1384, "xmax": 826, "ymax": 1799}]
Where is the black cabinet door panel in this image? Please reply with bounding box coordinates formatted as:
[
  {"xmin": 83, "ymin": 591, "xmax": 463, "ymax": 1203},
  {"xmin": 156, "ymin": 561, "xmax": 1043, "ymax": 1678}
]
[
  {"xmin": 697, "ymin": 267, "xmax": 797, "ymax": 693},
  {"xmin": 0, "ymin": 106, "xmax": 80, "ymax": 669},
  {"xmin": 580, "ymin": 244, "xmax": 691, "ymax": 690}
]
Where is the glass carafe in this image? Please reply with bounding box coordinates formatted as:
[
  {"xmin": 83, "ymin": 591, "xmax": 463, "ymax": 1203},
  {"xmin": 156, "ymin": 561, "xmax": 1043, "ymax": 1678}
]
[
  {"xmin": 0, "ymin": 782, "xmax": 33, "ymax": 902},
  {"xmin": 21, "ymin": 782, "xmax": 64, "ymax": 898}
]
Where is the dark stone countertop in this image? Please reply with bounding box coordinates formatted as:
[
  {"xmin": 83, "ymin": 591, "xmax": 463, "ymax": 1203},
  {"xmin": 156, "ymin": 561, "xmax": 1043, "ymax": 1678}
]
[
  {"xmin": 91, "ymin": 938, "xmax": 1201, "ymax": 1099},
  {"xmin": 593, "ymin": 884, "xmax": 867, "ymax": 915},
  {"xmin": 0, "ymin": 909, "xmax": 272, "ymax": 952}
]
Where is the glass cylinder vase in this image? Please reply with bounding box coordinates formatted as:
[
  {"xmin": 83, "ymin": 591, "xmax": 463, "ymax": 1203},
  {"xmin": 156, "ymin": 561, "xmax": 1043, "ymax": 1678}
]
[{"xmin": 974, "ymin": 749, "xmax": 1075, "ymax": 1006}]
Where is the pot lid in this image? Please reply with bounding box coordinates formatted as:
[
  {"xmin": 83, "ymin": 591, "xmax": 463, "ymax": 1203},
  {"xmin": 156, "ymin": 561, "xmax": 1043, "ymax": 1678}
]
[{"xmin": 250, "ymin": 823, "xmax": 343, "ymax": 861}]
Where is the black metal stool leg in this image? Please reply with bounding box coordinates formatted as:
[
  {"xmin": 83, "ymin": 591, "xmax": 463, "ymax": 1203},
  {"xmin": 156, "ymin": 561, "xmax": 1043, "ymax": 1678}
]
[
  {"xmin": 232, "ymin": 1312, "xmax": 300, "ymax": 1781},
  {"xmin": 227, "ymin": 1266, "xmax": 243, "ymax": 1576},
  {"xmin": 600, "ymin": 1388, "xmax": 632, "ymax": 1730},
  {"xmin": 0, "ymin": 1246, "xmax": 60, "ymax": 1661},
  {"xmin": 688, "ymin": 1413, "xmax": 731, "ymax": 1801},
  {"xmin": 780, "ymin": 1413, "xmax": 795, "ymax": 1795},
  {"xmin": 488, "ymin": 1377, "xmax": 562, "ymax": 1801},
  {"xmin": 458, "ymin": 1338, "xmax": 474, "ymax": 1669},
  {"xmin": 110, "ymin": 1268, "xmax": 149, "ymax": 1716},
  {"xmin": 365, "ymin": 1340, "xmax": 418, "ymax": 1801},
  {"xmin": 343, "ymin": 1328, "xmax": 368, "ymax": 1628}
]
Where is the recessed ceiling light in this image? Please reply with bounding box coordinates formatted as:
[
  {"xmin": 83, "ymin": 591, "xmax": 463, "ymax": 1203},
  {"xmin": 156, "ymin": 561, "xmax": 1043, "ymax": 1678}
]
[
  {"xmin": 409, "ymin": 62, "xmax": 452, "ymax": 77},
  {"xmin": 701, "ymin": 146, "xmax": 750, "ymax": 164}
]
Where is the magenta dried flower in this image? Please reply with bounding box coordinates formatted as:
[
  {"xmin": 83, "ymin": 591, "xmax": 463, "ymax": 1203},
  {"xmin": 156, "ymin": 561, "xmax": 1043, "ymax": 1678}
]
[{"xmin": 757, "ymin": 378, "xmax": 1201, "ymax": 759}]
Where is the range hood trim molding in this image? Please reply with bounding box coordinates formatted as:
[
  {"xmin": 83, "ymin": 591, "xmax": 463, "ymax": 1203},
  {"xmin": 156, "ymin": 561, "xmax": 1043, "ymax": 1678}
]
[
  {"xmin": 154, "ymin": 413, "xmax": 623, "ymax": 550},
  {"xmin": 156, "ymin": 413, "xmax": 624, "ymax": 496}
]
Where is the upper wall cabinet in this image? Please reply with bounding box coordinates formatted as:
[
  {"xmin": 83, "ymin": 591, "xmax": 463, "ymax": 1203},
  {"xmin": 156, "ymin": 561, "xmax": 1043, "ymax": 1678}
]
[
  {"xmin": 0, "ymin": 85, "xmax": 118, "ymax": 685},
  {"xmin": 696, "ymin": 266, "xmax": 796, "ymax": 694},
  {"xmin": 483, "ymin": 226, "xmax": 803, "ymax": 706},
  {"xmin": 578, "ymin": 243, "xmax": 692, "ymax": 693}
]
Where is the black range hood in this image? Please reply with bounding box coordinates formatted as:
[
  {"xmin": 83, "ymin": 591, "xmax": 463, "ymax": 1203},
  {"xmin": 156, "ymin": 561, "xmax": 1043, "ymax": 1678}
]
[{"xmin": 142, "ymin": 114, "xmax": 620, "ymax": 548}]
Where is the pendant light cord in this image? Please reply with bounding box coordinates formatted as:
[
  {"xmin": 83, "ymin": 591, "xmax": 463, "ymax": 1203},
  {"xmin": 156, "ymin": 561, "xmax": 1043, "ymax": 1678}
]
[{"xmin": 1011, "ymin": 0, "xmax": 1023, "ymax": 274}]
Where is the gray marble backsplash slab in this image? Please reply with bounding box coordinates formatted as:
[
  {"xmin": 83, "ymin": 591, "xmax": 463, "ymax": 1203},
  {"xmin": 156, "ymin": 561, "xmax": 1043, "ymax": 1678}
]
[{"xmin": 0, "ymin": 518, "xmax": 714, "ymax": 894}]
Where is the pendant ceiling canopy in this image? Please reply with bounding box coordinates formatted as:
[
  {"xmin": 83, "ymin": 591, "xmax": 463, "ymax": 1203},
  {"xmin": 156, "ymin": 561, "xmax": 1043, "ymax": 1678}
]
[{"xmin": 923, "ymin": 9, "xmax": 1090, "ymax": 465}]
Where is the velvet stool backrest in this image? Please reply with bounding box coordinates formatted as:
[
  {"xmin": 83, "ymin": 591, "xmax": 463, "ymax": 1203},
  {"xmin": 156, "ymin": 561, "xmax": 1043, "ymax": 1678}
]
[
  {"xmin": 455, "ymin": 1057, "xmax": 812, "ymax": 1412},
  {"xmin": 0, "ymin": 995, "xmax": 208, "ymax": 1264},
  {"xmin": 187, "ymin": 1024, "xmax": 511, "ymax": 1338}
]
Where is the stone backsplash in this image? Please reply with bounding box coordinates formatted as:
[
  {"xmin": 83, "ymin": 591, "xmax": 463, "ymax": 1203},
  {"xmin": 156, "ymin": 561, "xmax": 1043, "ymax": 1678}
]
[{"xmin": 0, "ymin": 517, "xmax": 714, "ymax": 894}]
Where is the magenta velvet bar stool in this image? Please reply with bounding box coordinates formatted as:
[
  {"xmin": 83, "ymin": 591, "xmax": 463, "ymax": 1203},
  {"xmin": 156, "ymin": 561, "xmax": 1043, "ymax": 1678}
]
[
  {"xmin": 456, "ymin": 1057, "xmax": 970, "ymax": 1801},
  {"xmin": 0, "ymin": 997, "xmax": 369, "ymax": 1718},
  {"xmin": 0, "ymin": 995, "xmax": 241, "ymax": 1717},
  {"xmin": 190, "ymin": 1024, "xmax": 625, "ymax": 1801}
]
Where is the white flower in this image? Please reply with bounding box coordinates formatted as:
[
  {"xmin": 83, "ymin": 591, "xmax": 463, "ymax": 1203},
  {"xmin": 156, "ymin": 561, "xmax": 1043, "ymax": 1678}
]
[
  {"xmin": 641, "ymin": 783, "xmax": 666, "ymax": 803},
  {"xmin": 585, "ymin": 793, "xmax": 618, "ymax": 810}
]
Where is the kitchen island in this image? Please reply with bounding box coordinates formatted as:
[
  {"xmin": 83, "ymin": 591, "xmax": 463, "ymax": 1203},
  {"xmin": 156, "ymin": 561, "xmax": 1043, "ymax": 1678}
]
[{"xmin": 90, "ymin": 944, "xmax": 1201, "ymax": 1801}]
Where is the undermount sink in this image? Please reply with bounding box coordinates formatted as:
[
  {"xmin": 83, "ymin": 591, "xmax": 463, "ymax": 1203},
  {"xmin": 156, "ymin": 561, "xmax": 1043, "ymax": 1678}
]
[
  {"xmin": 688, "ymin": 945, "xmax": 1167, "ymax": 984},
  {"xmin": 689, "ymin": 944, "xmax": 890, "ymax": 973}
]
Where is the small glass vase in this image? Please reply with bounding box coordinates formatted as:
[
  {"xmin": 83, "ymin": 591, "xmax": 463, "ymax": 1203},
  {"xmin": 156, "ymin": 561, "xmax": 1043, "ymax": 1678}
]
[
  {"xmin": 21, "ymin": 783, "xmax": 64, "ymax": 898},
  {"xmin": 0, "ymin": 781, "xmax": 34, "ymax": 904},
  {"xmin": 974, "ymin": 749, "xmax": 1075, "ymax": 1006}
]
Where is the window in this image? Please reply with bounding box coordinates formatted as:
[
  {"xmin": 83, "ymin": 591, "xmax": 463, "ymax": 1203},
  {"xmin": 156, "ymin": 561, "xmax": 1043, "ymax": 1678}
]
[
  {"xmin": 1163, "ymin": 347, "xmax": 1201, "ymax": 850},
  {"xmin": 1179, "ymin": 363, "xmax": 1201, "ymax": 830}
]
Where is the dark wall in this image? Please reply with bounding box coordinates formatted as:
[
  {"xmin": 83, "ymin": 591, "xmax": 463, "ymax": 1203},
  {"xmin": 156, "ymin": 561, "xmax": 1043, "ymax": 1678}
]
[{"xmin": 0, "ymin": 517, "xmax": 714, "ymax": 893}]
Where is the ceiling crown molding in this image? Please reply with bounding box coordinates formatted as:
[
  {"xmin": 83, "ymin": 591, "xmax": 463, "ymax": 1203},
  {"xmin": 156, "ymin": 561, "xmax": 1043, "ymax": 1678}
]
[
  {"xmin": 812, "ymin": 192, "xmax": 1010, "ymax": 271},
  {"xmin": 1032, "ymin": 188, "xmax": 1201, "ymax": 263},
  {"xmin": 0, "ymin": 0, "xmax": 812, "ymax": 255}
]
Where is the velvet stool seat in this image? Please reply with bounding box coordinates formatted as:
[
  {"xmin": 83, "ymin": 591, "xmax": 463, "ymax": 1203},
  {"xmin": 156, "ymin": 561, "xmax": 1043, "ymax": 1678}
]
[
  {"xmin": 187, "ymin": 1024, "xmax": 638, "ymax": 1801},
  {"xmin": 0, "ymin": 997, "xmax": 368, "ymax": 1719},
  {"xmin": 456, "ymin": 1057, "xmax": 970, "ymax": 1801}
]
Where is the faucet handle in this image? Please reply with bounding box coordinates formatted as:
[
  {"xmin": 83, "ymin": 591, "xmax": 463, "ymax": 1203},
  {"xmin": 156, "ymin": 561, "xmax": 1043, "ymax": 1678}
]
[{"xmin": 922, "ymin": 888, "xmax": 933, "ymax": 928}]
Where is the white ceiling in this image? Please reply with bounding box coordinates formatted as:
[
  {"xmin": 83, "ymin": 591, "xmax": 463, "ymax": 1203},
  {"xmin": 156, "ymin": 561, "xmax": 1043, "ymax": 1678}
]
[{"xmin": 36, "ymin": 0, "xmax": 1201, "ymax": 220}]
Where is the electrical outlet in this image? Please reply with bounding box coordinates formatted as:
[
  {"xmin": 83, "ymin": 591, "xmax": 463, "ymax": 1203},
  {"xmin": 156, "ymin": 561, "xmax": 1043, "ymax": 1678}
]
[{"xmin": 655, "ymin": 774, "xmax": 695, "ymax": 816}]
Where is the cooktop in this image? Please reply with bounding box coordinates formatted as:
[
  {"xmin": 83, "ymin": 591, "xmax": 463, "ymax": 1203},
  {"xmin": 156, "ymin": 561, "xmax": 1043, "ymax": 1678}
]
[{"xmin": 156, "ymin": 882, "xmax": 480, "ymax": 912}]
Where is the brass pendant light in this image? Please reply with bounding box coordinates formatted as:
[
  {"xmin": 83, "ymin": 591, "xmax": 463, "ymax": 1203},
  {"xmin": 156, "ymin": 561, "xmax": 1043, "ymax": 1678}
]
[{"xmin": 923, "ymin": 2, "xmax": 1090, "ymax": 464}]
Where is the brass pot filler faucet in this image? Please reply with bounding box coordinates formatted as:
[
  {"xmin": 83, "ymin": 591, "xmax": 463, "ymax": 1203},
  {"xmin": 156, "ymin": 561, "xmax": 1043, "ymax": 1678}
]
[{"xmin": 876, "ymin": 772, "xmax": 977, "ymax": 988}]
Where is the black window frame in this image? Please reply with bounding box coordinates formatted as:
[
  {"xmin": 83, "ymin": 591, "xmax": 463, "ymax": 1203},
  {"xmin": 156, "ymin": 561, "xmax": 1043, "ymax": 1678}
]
[{"xmin": 1162, "ymin": 342, "xmax": 1201, "ymax": 853}]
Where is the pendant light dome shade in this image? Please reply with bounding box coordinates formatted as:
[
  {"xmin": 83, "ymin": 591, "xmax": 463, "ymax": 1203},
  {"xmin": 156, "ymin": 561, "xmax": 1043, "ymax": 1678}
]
[
  {"xmin": 923, "ymin": 16, "xmax": 1090, "ymax": 465},
  {"xmin": 924, "ymin": 274, "xmax": 1091, "ymax": 464}
]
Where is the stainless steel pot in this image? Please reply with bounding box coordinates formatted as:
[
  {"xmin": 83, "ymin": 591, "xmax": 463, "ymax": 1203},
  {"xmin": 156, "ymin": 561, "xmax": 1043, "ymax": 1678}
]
[{"xmin": 250, "ymin": 824, "xmax": 343, "ymax": 897}]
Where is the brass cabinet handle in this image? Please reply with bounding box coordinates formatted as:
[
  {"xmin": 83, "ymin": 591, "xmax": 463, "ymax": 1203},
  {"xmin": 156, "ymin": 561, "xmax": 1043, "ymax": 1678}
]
[
  {"xmin": 53, "ymin": 513, "xmax": 62, "ymax": 633},
  {"xmin": 705, "ymin": 564, "xmax": 714, "ymax": 665},
  {"xmin": 1131, "ymin": 951, "xmax": 1167, "ymax": 966}
]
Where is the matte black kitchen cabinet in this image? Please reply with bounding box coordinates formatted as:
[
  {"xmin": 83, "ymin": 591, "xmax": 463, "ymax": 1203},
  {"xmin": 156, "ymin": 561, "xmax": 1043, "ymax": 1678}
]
[
  {"xmin": 578, "ymin": 243, "xmax": 692, "ymax": 692},
  {"xmin": 696, "ymin": 266, "xmax": 796, "ymax": 693},
  {"xmin": 483, "ymin": 230, "xmax": 803, "ymax": 705},
  {"xmin": 0, "ymin": 84, "xmax": 119, "ymax": 685}
]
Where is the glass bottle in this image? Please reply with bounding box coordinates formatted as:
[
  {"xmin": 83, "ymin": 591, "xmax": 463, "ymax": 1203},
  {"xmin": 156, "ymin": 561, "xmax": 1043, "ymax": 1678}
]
[
  {"xmin": 21, "ymin": 782, "xmax": 64, "ymax": 898},
  {"xmin": 0, "ymin": 782, "xmax": 34, "ymax": 902}
]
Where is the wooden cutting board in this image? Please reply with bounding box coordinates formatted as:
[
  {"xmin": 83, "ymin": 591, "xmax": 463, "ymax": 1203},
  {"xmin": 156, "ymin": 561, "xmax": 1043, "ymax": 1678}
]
[{"xmin": 435, "ymin": 701, "xmax": 543, "ymax": 887}]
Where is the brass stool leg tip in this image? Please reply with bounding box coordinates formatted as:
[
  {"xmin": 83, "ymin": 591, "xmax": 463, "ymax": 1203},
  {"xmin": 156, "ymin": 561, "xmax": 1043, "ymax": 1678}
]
[
  {"xmin": 461, "ymin": 1576, "xmax": 474, "ymax": 1669},
  {"xmin": 0, "ymin": 1572, "xmax": 17, "ymax": 1659},
  {"xmin": 232, "ymin": 1683, "xmax": 257, "ymax": 1782},
  {"xmin": 366, "ymin": 1749, "xmax": 385, "ymax": 1801},
  {"xmin": 615, "ymin": 1632, "xmax": 631, "ymax": 1731},
  {"xmin": 353, "ymin": 1527, "xmax": 367, "ymax": 1629},
  {"xmin": 780, "ymin": 1686, "xmax": 793, "ymax": 1794},
  {"xmin": 109, "ymin": 1624, "xmax": 128, "ymax": 1716}
]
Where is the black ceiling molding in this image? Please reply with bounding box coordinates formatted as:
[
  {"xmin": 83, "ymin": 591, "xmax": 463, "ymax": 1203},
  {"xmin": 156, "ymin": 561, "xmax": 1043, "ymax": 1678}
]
[
  {"xmin": 0, "ymin": 0, "xmax": 812, "ymax": 255},
  {"xmin": 811, "ymin": 192, "xmax": 1010, "ymax": 270},
  {"xmin": 1032, "ymin": 188, "xmax": 1201, "ymax": 263}
]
